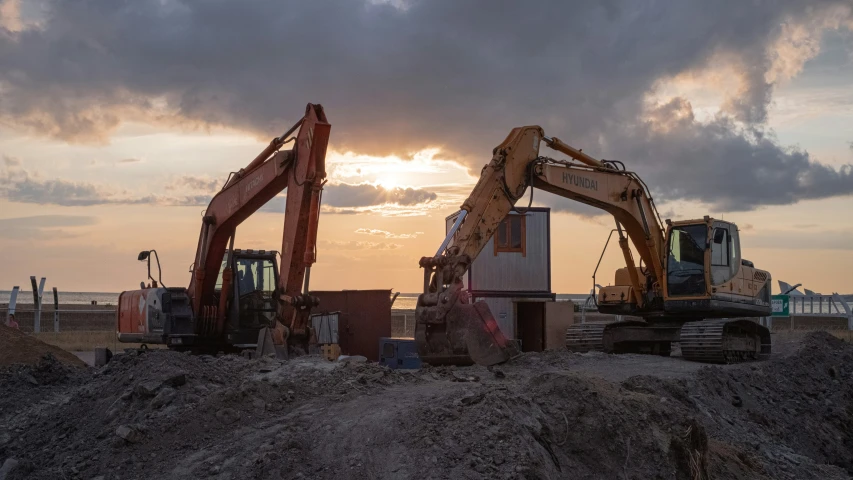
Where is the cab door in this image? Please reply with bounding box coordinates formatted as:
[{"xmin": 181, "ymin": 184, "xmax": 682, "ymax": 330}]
[
  {"xmin": 665, "ymin": 224, "xmax": 708, "ymax": 297},
  {"xmin": 709, "ymin": 222, "xmax": 742, "ymax": 298}
]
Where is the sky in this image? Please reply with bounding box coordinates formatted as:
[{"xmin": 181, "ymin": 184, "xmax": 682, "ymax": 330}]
[{"xmin": 0, "ymin": 0, "xmax": 851, "ymax": 295}]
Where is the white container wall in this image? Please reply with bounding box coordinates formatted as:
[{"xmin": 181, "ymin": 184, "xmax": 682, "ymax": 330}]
[{"xmin": 446, "ymin": 208, "xmax": 551, "ymax": 294}]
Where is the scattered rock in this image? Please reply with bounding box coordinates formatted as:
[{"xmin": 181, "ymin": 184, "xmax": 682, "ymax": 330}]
[
  {"xmin": 452, "ymin": 372, "xmax": 480, "ymax": 382},
  {"xmin": 216, "ymin": 408, "xmax": 241, "ymax": 425},
  {"xmin": 455, "ymin": 392, "xmax": 485, "ymax": 407},
  {"xmin": 731, "ymin": 395, "xmax": 743, "ymax": 407},
  {"xmin": 163, "ymin": 373, "xmax": 187, "ymax": 388},
  {"xmin": 337, "ymin": 355, "xmax": 368, "ymax": 364},
  {"xmin": 115, "ymin": 425, "xmax": 143, "ymax": 443},
  {"xmin": 134, "ymin": 380, "xmax": 162, "ymax": 397},
  {"xmin": 151, "ymin": 386, "xmax": 177, "ymax": 409},
  {"xmin": 0, "ymin": 458, "xmax": 19, "ymax": 480}
]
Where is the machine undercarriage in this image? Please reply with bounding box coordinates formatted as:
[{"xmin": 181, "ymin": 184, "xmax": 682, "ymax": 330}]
[{"xmin": 565, "ymin": 318, "xmax": 771, "ymax": 364}]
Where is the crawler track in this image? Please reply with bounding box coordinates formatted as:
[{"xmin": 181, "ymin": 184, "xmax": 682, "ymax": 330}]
[
  {"xmin": 565, "ymin": 323, "xmax": 608, "ymax": 352},
  {"xmin": 566, "ymin": 319, "xmax": 771, "ymax": 364},
  {"xmin": 679, "ymin": 319, "xmax": 771, "ymax": 364}
]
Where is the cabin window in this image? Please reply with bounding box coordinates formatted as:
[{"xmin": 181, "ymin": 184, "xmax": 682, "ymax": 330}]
[
  {"xmin": 711, "ymin": 228, "xmax": 729, "ymax": 266},
  {"xmin": 494, "ymin": 214, "xmax": 526, "ymax": 256},
  {"xmin": 666, "ymin": 224, "xmax": 707, "ymax": 296}
]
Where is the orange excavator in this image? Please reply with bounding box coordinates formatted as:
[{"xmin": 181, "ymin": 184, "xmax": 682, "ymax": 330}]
[
  {"xmin": 416, "ymin": 126, "xmax": 772, "ymax": 366},
  {"xmin": 117, "ymin": 104, "xmax": 331, "ymax": 354}
]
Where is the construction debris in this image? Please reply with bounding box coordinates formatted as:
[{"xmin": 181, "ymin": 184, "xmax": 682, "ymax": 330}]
[{"xmin": 0, "ymin": 332, "xmax": 850, "ymax": 479}]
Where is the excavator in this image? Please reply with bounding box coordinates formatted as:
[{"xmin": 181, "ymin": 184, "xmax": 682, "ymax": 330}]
[
  {"xmin": 415, "ymin": 126, "xmax": 772, "ymax": 366},
  {"xmin": 116, "ymin": 103, "xmax": 331, "ymax": 354}
]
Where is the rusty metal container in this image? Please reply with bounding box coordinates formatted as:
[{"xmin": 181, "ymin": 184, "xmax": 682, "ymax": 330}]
[{"xmin": 309, "ymin": 289, "xmax": 392, "ymax": 361}]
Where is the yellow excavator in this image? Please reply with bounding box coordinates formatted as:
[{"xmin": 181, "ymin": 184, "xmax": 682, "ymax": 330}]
[{"xmin": 415, "ymin": 126, "xmax": 772, "ymax": 366}]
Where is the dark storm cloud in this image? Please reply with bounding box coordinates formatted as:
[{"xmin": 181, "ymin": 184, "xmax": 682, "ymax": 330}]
[
  {"xmin": 0, "ymin": 164, "xmax": 211, "ymax": 206},
  {"xmin": 0, "ymin": 0, "xmax": 851, "ymax": 212},
  {"xmin": 611, "ymin": 99, "xmax": 853, "ymax": 211}
]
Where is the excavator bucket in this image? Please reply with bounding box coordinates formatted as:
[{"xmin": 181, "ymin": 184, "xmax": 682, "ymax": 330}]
[{"xmin": 415, "ymin": 300, "xmax": 520, "ymax": 366}]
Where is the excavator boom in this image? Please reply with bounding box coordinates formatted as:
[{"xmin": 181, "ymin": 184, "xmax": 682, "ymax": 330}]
[
  {"xmin": 416, "ymin": 126, "xmax": 771, "ymax": 366},
  {"xmin": 118, "ymin": 104, "xmax": 331, "ymax": 353}
]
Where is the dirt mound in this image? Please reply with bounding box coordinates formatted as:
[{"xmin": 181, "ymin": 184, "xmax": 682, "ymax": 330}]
[
  {"xmin": 0, "ymin": 324, "xmax": 86, "ymax": 368},
  {"xmin": 687, "ymin": 331, "xmax": 853, "ymax": 478},
  {"xmin": 0, "ymin": 332, "xmax": 851, "ymax": 479}
]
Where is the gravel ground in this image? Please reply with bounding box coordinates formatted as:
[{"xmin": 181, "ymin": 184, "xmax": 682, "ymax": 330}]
[{"xmin": 0, "ymin": 331, "xmax": 850, "ymax": 479}]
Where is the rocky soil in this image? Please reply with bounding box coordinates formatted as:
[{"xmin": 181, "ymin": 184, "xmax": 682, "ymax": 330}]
[{"xmin": 0, "ymin": 332, "xmax": 851, "ymax": 479}]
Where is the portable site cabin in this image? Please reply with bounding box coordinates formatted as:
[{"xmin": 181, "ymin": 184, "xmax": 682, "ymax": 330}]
[{"xmin": 445, "ymin": 207, "xmax": 573, "ymax": 352}]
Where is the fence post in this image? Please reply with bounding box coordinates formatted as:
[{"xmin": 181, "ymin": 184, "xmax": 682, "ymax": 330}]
[
  {"xmin": 831, "ymin": 293, "xmax": 852, "ymax": 331},
  {"xmin": 53, "ymin": 287, "xmax": 60, "ymax": 333},
  {"xmin": 31, "ymin": 276, "xmax": 46, "ymax": 333},
  {"xmin": 6, "ymin": 286, "xmax": 19, "ymax": 325}
]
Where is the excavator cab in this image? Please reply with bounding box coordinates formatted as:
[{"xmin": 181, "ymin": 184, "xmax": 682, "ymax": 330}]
[
  {"xmin": 662, "ymin": 218, "xmax": 772, "ymax": 318},
  {"xmin": 598, "ymin": 217, "xmax": 771, "ymax": 319},
  {"xmin": 214, "ymin": 249, "xmax": 280, "ymax": 345}
]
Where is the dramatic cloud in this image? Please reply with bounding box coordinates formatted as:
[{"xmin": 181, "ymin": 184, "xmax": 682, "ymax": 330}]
[
  {"xmin": 167, "ymin": 175, "xmax": 221, "ymax": 193},
  {"xmin": 1, "ymin": 161, "xmax": 438, "ymax": 217},
  {"xmin": 0, "ymin": 0, "xmax": 851, "ymax": 212},
  {"xmin": 0, "ymin": 0, "xmax": 21, "ymax": 32},
  {"xmin": 615, "ymin": 99, "xmax": 853, "ymax": 211},
  {"xmin": 322, "ymin": 183, "xmax": 437, "ymax": 207},
  {"xmin": 354, "ymin": 228, "xmax": 423, "ymax": 239},
  {"xmin": 0, "ymin": 163, "xmax": 209, "ymax": 207}
]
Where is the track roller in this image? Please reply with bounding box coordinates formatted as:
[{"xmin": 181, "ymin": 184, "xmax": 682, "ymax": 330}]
[{"xmin": 679, "ymin": 319, "xmax": 771, "ymax": 364}]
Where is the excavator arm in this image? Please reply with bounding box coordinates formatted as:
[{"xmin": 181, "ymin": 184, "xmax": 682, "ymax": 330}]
[
  {"xmin": 416, "ymin": 125, "xmax": 666, "ymax": 365},
  {"xmin": 187, "ymin": 103, "xmax": 331, "ymax": 347}
]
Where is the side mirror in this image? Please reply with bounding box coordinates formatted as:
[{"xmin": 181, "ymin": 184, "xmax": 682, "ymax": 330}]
[
  {"xmin": 138, "ymin": 251, "xmax": 150, "ymax": 261},
  {"xmin": 713, "ymin": 229, "xmax": 726, "ymax": 244}
]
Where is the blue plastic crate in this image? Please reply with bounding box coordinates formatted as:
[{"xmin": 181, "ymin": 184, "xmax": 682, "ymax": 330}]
[{"xmin": 379, "ymin": 337, "xmax": 422, "ymax": 370}]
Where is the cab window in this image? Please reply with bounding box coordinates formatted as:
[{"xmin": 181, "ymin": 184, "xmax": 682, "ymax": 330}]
[{"xmin": 666, "ymin": 225, "xmax": 707, "ymax": 296}]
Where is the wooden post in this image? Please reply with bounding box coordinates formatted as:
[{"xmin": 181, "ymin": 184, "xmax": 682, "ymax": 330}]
[
  {"xmin": 31, "ymin": 276, "xmax": 46, "ymax": 333},
  {"xmin": 53, "ymin": 287, "xmax": 60, "ymax": 332},
  {"xmin": 6, "ymin": 286, "xmax": 19, "ymax": 325}
]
